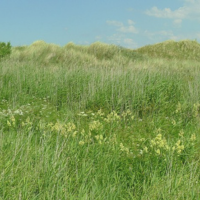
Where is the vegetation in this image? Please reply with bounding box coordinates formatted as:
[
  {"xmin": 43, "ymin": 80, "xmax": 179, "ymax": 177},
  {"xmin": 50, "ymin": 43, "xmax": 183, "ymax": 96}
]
[
  {"xmin": 136, "ymin": 39, "xmax": 200, "ymax": 61},
  {"xmin": 1, "ymin": 40, "xmax": 200, "ymax": 199},
  {"xmin": 0, "ymin": 42, "xmax": 11, "ymax": 60}
]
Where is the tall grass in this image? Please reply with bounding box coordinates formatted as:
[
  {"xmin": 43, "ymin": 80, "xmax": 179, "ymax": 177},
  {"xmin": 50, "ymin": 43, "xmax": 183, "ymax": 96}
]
[{"xmin": 1, "ymin": 40, "xmax": 200, "ymax": 199}]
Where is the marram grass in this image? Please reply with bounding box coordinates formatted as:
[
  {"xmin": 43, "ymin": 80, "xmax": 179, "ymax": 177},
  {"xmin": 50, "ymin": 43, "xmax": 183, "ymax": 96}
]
[{"xmin": 1, "ymin": 40, "xmax": 200, "ymax": 199}]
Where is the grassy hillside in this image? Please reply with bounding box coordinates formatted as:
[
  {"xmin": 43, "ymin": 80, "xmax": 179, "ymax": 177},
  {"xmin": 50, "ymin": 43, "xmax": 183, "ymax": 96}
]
[
  {"xmin": 11, "ymin": 39, "xmax": 200, "ymax": 64},
  {"xmin": 11, "ymin": 40, "xmax": 148, "ymax": 65},
  {"xmin": 136, "ymin": 39, "xmax": 200, "ymax": 61},
  {"xmin": 1, "ymin": 40, "xmax": 200, "ymax": 199}
]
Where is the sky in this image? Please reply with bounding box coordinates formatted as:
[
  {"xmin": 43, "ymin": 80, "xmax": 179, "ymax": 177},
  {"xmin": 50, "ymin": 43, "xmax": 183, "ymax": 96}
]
[{"xmin": 0, "ymin": 0, "xmax": 200, "ymax": 49}]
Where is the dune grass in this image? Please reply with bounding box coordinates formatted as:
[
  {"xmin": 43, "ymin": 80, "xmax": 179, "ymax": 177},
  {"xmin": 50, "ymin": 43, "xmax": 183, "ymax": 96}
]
[
  {"xmin": 1, "ymin": 40, "xmax": 200, "ymax": 199},
  {"xmin": 136, "ymin": 39, "xmax": 200, "ymax": 61}
]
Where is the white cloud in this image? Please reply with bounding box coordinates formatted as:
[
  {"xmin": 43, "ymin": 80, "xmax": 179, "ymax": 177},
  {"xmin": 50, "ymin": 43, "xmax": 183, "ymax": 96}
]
[
  {"xmin": 145, "ymin": 6, "xmax": 188, "ymax": 25},
  {"xmin": 127, "ymin": 19, "xmax": 134, "ymax": 25},
  {"xmin": 106, "ymin": 19, "xmax": 138, "ymax": 48},
  {"xmin": 106, "ymin": 20, "xmax": 123, "ymax": 27},
  {"xmin": 118, "ymin": 25, "xmax": 138, "ymax": 34},
  {"xmin": 144, "ymin": 30, "xmax": 181, "ymax": 41},
  {"xmin": 145, "ymin": 0, "xmax": 200, "ymax": 24},
  {"xmin": 106, "ymin": 34, "xmax": 138, "ymax": 48},
  {"xmin": 107, "ymin": 34, "xmax": 124, "ymax": 44},
  {"xmin": 145, "ymin": 6, "xmax": 188, "ymax": 19},
  {"xmin": 123, "ymin": 38, "xmax": 138, "ymax": 48},
  {"xmin": 173, "ymin": 19, "xmax": 182, "ymax": 25},
  {"xmin": 106, "ymin": 20, "xmax": 138, "ymax": 34}
]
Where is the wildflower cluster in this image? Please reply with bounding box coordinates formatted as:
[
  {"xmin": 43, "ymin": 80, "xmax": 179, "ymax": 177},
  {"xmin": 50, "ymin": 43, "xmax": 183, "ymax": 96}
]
[
  {"xmin": 193, "ymin": 103, "xmax": 200, "ymax": 118},
  {"xmin": 104, "ymin": 111, "xmax": 120, "ymax": 123},
  {"xmin": 172, "ymin": 139, "xmax": 184, "ymax": 154},
  {"xmin": 7, "ymin": 115, "xmax": 15, "ymax": 127},
  {"xmin": 95, "ymin": 134, "xmax": 104, "ymax": 144},
  {"xmin": 7, "ymin": 115, "xmax": 19, "ymax": 128},
  {"xmin": 120, "ymin": 143, "xmax": 129, "ymax": 155},
  {"xmin": 49, "ymin": 121, "xmax": 76, "ymax": 137},
  {"xmin": 89, "ymin": 120, "xmax": 103, "ymax": 132},
  {"xmin": 96, "ymin": 109, "xmax": 105, "ymax": 117},
  {"xmin": 1, "ymin": 104, "xmax": 198, "ymax": 164},
  {"xmin": 150, "ymin": 132, "xmax": 169, "ymax": 156},
  {"xmin": 136, "ymin": 128, "xmax": 197, "ymax": 162},
  {"xmin": 21, "ymin": 117, "xmax": 33, "ymax": 131},
  {"xmin": 121, "ymin": 109, "xmax": 134, "ymax": 120}
]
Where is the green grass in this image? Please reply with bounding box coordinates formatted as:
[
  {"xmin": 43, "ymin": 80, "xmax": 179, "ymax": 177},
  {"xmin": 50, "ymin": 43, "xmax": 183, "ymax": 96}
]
[
  {"xmin": 1, "ymin": 40, "xmax": 200, "ymax": 199},
  {"xmin": 136, "ymin": 39, "xmax": 200, "ymax": 61}
]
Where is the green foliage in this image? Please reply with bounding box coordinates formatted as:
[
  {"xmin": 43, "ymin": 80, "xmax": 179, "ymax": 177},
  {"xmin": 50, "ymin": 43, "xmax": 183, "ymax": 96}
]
[
  {"xmin": 1, "ymin": 40, "xmax": 200, "ymax": 199},
  {"xmin": 0, "ymin": 41, "xmax": 12, "ymax": 59}
]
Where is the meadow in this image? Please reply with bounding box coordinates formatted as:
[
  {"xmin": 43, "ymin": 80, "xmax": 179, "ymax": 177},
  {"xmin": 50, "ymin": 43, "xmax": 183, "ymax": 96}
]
[{"xmin": 1, "ymin": 40, "xmax": 200, "ymax": 199}]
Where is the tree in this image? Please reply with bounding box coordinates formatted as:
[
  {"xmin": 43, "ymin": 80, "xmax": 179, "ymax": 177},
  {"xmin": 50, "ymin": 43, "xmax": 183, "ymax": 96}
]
[{"xmin": 0, "ymin": 42, "xmax": 12, "ymax": 59}]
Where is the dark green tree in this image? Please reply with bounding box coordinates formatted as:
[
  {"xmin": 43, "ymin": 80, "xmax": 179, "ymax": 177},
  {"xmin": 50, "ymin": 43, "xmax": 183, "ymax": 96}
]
[{"xmin": 0, "ymin": 42, "xmax": 12, "ymax": 59}]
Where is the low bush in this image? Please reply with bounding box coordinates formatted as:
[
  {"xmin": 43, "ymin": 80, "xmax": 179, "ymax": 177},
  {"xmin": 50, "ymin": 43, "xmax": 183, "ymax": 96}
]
[{"xmin": 0, "ymin": 41, "xmax": 12, "ymax": 60}]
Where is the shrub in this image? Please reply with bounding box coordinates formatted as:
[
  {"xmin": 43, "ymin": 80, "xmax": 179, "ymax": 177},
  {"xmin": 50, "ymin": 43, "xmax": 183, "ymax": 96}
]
[{"xmin": 0, "ymin": 41, "xmax": 12, "ymax": 59}]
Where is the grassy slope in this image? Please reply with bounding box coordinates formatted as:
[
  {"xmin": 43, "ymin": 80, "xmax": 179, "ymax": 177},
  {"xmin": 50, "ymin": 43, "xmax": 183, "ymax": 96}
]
[
  {"xmin": 1, "ymin": 40, "xmax": 200, "ymax": 199},
  {"xmin": 136, "ymin": 39, "xmax": 200, "ymax": 61}
]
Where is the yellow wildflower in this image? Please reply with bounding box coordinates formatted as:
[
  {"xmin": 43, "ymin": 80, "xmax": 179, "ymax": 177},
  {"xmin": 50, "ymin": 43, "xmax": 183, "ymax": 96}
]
[
  {"xmin": 176, "ymin": 140, "xmax": 181, "ymax": 146},
  {"xmin": 10, "ymin": 115, "xmax": 15, "ymax": 126},
  {"xmin": 155, "ymin": 149, "xmax": 160, "ymax": 155},
  {"xmin": 99, "ymin": 134, "xmax": 103, "ymax": 140},
  {"xmin": 176, "ymin": 144, "xmax": 184, "ymax": 154},
  {"xmin": 179, "ymin": 129, "xmax": 184, "ymax": 138},
  {"xmin": 72, "ymin": 131, "xmax": 77, "ymax": 138},
  {"xmin": 120, "ymin": 143, "xmax": 129, "ymax": 154},
  {"xmin": 104, "ymin": 111, "xmax": 120, "ymax": 123},
  {"xmin": 65, "ymin": 122, "xmax": 76, "ymax": 132},
  {"xmin": 7, "ymin": 120, "xmax": 11, "ymax": 127},
  {"xmin": 97, "ymin": 109, "xmax": 104, "ymax": 116},
  {"xmin": 95, "ymin": 135, "xmax": 100, "ymax": 140},
  {"xmin": 143, "ymin": 146, "xmax": 148, "ymax": 153},
  {"xmin": 150, "ymin": 139, "xmax": 156, "ymax": 147},
  {"xmin": 89, "ymin": 120, "xmax": 102, "ymax": 131},
  {"xmin": 174, "ymin": 140, "xmax": 184, "ymax": 154},
  {"xmin": 120, "ymin": 143, "xmax": 124, "ymax": 150},
  {"xmin": 81, "ymin": 129, "xmax": 85, "ymax": 136},
  {"xmin": 172, "ymin": 119, "xmax": 176, "ymax": 126},
  {"xmin": 190, "ymin": 134, "xmax": 196, "ymax": 142},
  {"xmin": 175, "ymin": 102, "xmax": 181, "ymax": 113},
  {"xmin": 26, "ymin": 117, "xmax": 30, "ymax": 124},
  {"xmin": 79, "ymin": 141, "xmax": 85, "ymax": 146}
]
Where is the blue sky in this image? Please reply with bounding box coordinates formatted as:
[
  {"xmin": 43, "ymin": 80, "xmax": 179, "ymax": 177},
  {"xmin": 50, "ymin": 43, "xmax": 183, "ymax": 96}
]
[{"xmin": 0, "ymin": 0, "xmax": 200, "ymax": 49}]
